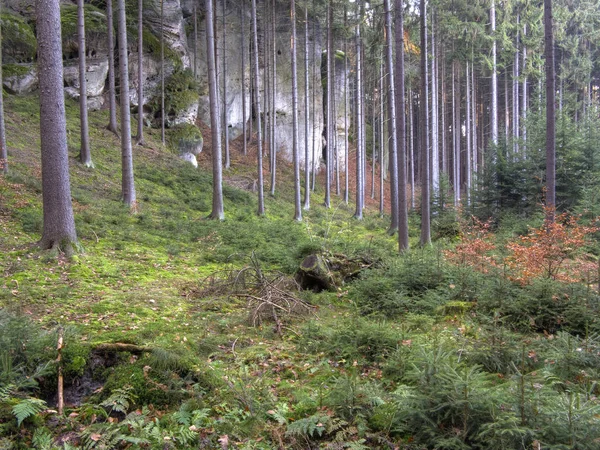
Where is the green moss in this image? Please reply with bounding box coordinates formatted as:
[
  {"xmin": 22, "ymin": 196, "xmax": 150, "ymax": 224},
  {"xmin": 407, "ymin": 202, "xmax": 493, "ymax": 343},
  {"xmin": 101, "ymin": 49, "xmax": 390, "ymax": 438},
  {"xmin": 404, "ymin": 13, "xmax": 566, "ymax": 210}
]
[
  {"xmin": 0, "ymin": 13, "xmax": 36, "ymax": 63},
  {"xmin": 60, "ymin": 4, "xmax": 107, "ymax": 38},
  {"xmin": 166, "ymin": 123, "xmax": 203, "ymax": 154},
  {"xmin": 2, "ymin": 63, "xmax": 33, "ymax": 78},
  {"xmin": 150, "ymin": 69, "xmax": 199, "ymax": 121}
]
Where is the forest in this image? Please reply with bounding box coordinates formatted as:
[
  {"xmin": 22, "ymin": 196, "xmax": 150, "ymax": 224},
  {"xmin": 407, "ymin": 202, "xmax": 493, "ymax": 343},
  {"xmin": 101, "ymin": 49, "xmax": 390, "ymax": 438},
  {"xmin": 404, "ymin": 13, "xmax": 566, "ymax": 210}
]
[{"xmin": 1, "ymin": 0, "xmax": 600, "ymax": 448}]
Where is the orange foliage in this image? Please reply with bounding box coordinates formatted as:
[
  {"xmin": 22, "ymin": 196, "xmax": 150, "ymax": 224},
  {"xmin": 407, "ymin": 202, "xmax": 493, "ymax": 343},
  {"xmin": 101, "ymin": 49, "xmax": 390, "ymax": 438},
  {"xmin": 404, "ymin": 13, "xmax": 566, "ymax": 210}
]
[
  {"xmin": 506, "ymin": 212, "xmax": 598, "ymax": 284},
  {"xmin": 444, "ymin": 217, "xmax": 498, "ymax": 273}
]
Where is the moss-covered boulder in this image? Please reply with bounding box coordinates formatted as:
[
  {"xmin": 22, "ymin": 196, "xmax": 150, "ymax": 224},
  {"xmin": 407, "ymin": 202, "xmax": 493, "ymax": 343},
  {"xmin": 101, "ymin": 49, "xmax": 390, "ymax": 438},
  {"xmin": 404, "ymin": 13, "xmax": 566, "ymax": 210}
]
[
  {"xmin": 0, "ymin": 12, "xmax": 36, "ymax": 63},
  {"xmin": 60, "ymin": 4, "xmax": 109, "ymax": 60},
  {"xmin": 2, "ymin": 63, "xmax": 37, "ymax": 94},
  {"xmin": 151, "ymin": 69, "xmax": 200, "ymax": 127},
  {"xmin": 167, "ymin": 123, "xmax": 203, "ymax": 155}
]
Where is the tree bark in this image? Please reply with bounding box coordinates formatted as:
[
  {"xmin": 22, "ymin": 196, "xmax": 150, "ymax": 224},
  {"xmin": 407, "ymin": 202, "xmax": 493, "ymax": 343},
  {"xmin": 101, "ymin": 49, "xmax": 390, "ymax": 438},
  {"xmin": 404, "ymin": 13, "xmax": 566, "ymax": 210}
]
[
  {"xmin": 160, "ymin": 0, "xmax": 165, "ymax": 144},
  {"xmin": 205, "ymin": 0, "xmax": 224, "ymax": 220},
  {"xmin": 490, "ymin": 0, "xmax": 498, "ymax": 146},
  {"xmin": 106, "ymin": 0, "xmax": 119, "ymax": 136},
  {"xmin": 395, "ymin": 0, "xmax": 409, "ymax": 251},
  {"xmin": 430, "ymin": 11, "xmax": 439, "ymax": 197},
  {"xmin": 223, "ymin": 0, "xmax": 230, "ymax": 169},
  {"xmin": 136, "ymin": 0, "xmax": 145, "ymax": 145},
  {"xmin": 420, "ymin": 0, "xmax": 431, "ymax": 246},
  {"xmin": 116, "ymin": 0, "xmax": 136, "ymax": 208},
  {"xmin": 303, "ymin": 3, "xmax": 311, "ymax": 210},
  {"xmin": 384, "ymin": 0, "xmax": 398, "ymax": 233},
  {"xmin": 269, "ymin": 0, "xmax": 277, "ymax": 194},
  {"xmin": 0, "ymin": 10, "xmax": 7, "ymax": 175},
  {"xmin": 241, "ymin": 2, "xmax": 247, "ymax": 155},
  {"xmin": 324, "ymin": 0, "xmax": 332, "ymax": 208},
  {"xmin": 251, "ymin": 0, "xmax": 265, "ymax": 215},
  {"xmin": 544, "ymin": 0, "xmax": 555, "ymax": 222},
  {"xmin": 77, "ymin": 0, "xmax": 93, "ymax": 167},
  {"xmin": 37, "ymin": 0, "xmax": 78, "ymax": 251},
  {"xmin": 353, "ymin": 0, "xmax": 364, "ymax": 219},
  {"xmin": 291, "ymin": 0, "xmax": 302, "ymax": 221}
]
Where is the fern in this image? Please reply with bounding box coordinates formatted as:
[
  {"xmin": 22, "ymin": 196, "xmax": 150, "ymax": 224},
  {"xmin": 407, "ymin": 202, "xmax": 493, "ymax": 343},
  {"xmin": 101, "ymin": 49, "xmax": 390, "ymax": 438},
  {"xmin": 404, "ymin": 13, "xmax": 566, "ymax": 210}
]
[
  {"xmin": 31, "ymin": 427, "xmax": 54, "ymax": 450},
  {"xmin": 286, "ymin": 413, "xmax": 330, "ymax": 438},
  {"xmin": 100, "ymin": 385, "xmax": 136, "ymax": 414},
  {"xmin": 12, "ymin": 397, "xmax": 46, "ymax": 426}
]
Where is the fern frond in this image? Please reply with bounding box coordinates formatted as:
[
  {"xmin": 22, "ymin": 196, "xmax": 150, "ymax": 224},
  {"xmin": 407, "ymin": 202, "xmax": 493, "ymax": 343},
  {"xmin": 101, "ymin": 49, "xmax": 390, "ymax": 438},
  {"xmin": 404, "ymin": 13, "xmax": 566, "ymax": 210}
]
[{"xmin": 12, "ymin": 397, "xmax": 46, "ymax": 426}]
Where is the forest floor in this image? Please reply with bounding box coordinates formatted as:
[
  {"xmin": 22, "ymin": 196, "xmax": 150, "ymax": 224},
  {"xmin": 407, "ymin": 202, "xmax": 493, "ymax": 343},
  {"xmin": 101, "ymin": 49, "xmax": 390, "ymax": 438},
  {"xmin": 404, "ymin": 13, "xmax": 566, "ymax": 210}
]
[{"xmin": 1, "ymin": 94, "xmax": 600, "ymax": 449}]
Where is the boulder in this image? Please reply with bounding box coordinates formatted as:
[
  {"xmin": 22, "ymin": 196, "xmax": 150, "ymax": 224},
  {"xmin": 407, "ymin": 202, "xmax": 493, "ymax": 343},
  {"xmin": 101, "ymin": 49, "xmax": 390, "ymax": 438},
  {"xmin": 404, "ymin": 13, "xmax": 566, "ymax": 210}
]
[
  {"xmin": 3, "ymin": 63, "xmax": 37, "ymax": 94},
  {"xmin": 63, "ymin": 58, "xmax": 109, "ymax": 97},
  {"xmin": 179, "ymin": 152, "xmax": 198, "ymax": 167}
]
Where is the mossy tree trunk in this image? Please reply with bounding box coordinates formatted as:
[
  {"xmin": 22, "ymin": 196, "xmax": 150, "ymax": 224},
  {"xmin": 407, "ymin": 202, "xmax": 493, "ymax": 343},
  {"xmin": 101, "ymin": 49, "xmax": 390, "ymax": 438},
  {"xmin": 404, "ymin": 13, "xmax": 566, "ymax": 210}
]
[
  {"xmin": 77, "ymin": 0, "xmax": 93, "ymax": 168},
  {"xmin": 205, "ymin": 0, "xmax": 224, "ymax": 220},
  {"xmin": 116, "ymin": 0, "xmax": 136, "ymax": 209},
  {"xmin": 37, "ymin": 0, "xmax": 78, "ymax": 252}
]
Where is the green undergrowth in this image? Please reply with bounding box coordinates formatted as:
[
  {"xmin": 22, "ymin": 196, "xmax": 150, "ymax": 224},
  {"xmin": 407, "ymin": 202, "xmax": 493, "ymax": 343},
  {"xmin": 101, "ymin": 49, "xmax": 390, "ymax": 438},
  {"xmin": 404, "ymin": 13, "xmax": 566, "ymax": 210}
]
[{"xmin": 2, "ymin": 93, "xmax": 600, "ymax": 448}]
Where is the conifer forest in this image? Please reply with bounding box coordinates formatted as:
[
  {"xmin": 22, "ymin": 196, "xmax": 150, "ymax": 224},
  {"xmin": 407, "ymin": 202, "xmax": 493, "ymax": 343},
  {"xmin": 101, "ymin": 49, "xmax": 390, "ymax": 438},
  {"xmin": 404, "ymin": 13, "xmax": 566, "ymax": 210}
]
[{"xmin": 2, "ymin": 0, "xmax": 600, "ymax": 448}]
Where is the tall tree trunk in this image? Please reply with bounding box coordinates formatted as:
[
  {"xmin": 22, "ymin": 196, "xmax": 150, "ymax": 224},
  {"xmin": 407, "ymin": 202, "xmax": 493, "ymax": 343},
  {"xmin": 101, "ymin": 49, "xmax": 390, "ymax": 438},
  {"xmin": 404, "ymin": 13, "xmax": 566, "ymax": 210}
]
[
  {"xmin": 395, "ymin": 0, "xmax": 409, "ymax": 250},
  {"xmin": 513, "ymin": 14, "xmax": 520, "ymax": 155},
  {"xmin": 241, "ymin": 1, "xmax": 247, "ymax": 155},
  {"xmin": 37, "ymin": 0, "xmax": 78, "ymax": 251},
  {"xmin": 303, "ymin": 3, "xmax": 311, "ymax": 209},
  {"xmin": 353, "ymin": 0, "xmax": 364, "ymax": 219},
  {"xmin": 223, "ymin": 0, "xmax": 230, "ymax": 168},
  {"xmin": 106, "ymin": 0, "xmax": 119, "ymax": 136},
  {"xmin": 379, "ymin": 58, "xmax": 385, "ymax": 216},
  {"xmin": 136, "ymin": 0, "xmax": 145, "ymax": 145},
  {"xmin": 160, "ymin": 0, "xmax": 165, "ymax": 144},
  {"xmin": 544, "ymin": 0, "xmax": 555, "ymax": 222},
  {"xmin": 452, "ymin": 61, "xmax": 460, "ymax": 205},
  {"xmin": 205, "ymin": 0, "xmax": 224, "ymax": 219},
  {"xmin": 472, "ymin": 64, "xmax": 477, "ymax": 174},
  {"xmin": 269, "ymin": 0, "xmax": 278, "ymax": 195},
  {"xmin": 409, "ymin": 87, "xmax": 415, "ymax": 209},
  {"xmin": 324, "ymin": 0, "xmax": 332, "ymax": 208},
  {"xmin": 193, "ymin": 4, "xmax": 198, "ymax": 79},
  {"xmin": 251, "ymin": 0, "xmax": 265, "ymax": 215},
  {"xmin": 116, "ymin": 0, "xmax": 136, "ymax": 208},
  {"xmin": 77, "ymin": 0, "xmax": 93, "ymax": 167},
  {"xmin": 521, "ymin": 23, "xmax": 527, "ymax": 156},
  {"xmin": 465, "ymin": 62, "xmax": 471, "ymax": 205},
  {"xmin": 0, "ymin": 7, "xmax": 8, "ymax": 175},
  {"xmin": 420, "ymin": 0, "xmax": 431, "ymax": 245},
  {"xmin": 490, "ymin": 0, "xmax": 498, "ymax": 146},
  {"xmin": 343, "ymin": 2, "xmax": 349, "ymax": 205},
  {"xmin": 384, "ymin": 0, "xmax": 398, "ymax": 233},
  {"xmin": 430, "ymin": 11, "xmax": 439, "ymax": 197},
  {"xmin": 291, "ymin": 0, "xmax": 302, "ymax": 221}
]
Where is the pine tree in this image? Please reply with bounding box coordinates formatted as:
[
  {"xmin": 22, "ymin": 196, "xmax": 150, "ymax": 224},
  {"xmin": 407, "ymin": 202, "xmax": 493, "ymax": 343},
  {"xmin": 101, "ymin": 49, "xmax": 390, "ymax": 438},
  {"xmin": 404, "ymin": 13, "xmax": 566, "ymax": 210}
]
[
  {"xmin": 205, "ymin": 0, "xmax": 224, "ymax": 220},
  {"xmin": 544, "ymin": 0, "xmax": 555, "ymax": 223},
  {"xmin": 106, "ymin": 0, "xmax": 119, "ymax": 137},
  {"xmin": 136, "ymin": 0, "xmax": 145, "ymax": 146},
  {"xmin": 77, "ymin": 0, "xmax": 93, "ymax": 167},
  {"xmin": 116, "ymin": 0, "xmax": 136, "ymax": 208},
  {"xmin": 37, "ymin": 0, "xmax": 78, "ymax": 252}
]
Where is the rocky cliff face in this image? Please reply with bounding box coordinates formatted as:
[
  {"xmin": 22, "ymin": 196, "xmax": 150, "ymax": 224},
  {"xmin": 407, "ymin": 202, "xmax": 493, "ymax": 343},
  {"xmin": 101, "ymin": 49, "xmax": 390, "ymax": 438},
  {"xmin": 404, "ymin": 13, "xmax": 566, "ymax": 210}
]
[{"xmin": 2, "ymin": 0, "xmax": 350, "ymax": 170}]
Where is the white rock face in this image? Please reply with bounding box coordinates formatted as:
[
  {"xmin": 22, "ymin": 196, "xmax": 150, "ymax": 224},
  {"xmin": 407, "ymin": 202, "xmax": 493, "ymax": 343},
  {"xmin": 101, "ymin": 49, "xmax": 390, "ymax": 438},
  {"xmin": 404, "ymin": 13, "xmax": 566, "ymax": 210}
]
[
  {"xmin": 193, "ymin": 1, "xmax": 336, "ymax": 171},
  {"xmin": 63, "ymin": 58, "xmax": 109, "ymax": 97},
  {"xmin": 179, "ymin": 152, "xmax": 198, "ymax": 167},
  {"xmin": 171, "ymin": 101, "xmax": 199, "ymax": 127},
  {"xmin": 3, "ymin": 64, "xmax": 38, "ymax": 94}
]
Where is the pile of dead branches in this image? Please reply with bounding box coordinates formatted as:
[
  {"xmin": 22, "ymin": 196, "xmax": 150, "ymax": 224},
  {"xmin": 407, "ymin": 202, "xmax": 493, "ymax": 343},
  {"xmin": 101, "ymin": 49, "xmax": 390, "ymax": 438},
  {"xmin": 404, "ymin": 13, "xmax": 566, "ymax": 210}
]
[{"xmin": 191, "ymin": 253, "xmax": 317, "ymax": 334}]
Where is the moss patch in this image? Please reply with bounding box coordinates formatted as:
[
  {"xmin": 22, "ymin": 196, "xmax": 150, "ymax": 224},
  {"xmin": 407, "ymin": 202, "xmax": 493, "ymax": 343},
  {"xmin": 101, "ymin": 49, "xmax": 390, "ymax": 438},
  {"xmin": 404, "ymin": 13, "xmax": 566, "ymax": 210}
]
[{"xmin": 0, "ymin": 12, "xmax": 36, "ymax": 63}]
